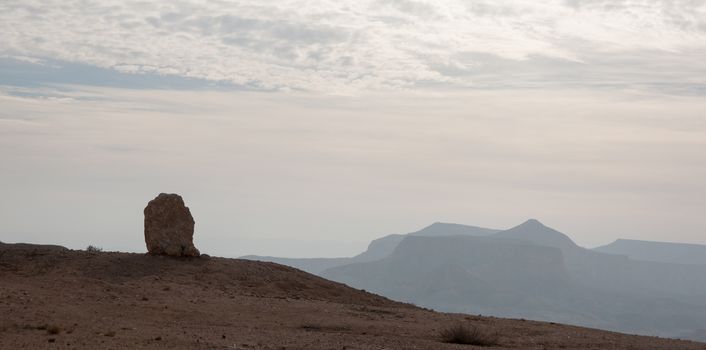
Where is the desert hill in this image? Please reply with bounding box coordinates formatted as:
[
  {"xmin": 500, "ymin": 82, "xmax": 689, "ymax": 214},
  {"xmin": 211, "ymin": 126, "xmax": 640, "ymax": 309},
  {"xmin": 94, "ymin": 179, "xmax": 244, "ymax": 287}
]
[{"xmin": 2, "ymin": 243, "xmax": 704, "ymax": 349}]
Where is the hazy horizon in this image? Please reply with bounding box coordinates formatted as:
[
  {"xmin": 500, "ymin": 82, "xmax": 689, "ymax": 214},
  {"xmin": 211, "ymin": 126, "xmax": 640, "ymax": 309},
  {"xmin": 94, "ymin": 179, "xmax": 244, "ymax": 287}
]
[{"xmin": 2, "ymin": 0, "xmax": 705, "ymax": 258}]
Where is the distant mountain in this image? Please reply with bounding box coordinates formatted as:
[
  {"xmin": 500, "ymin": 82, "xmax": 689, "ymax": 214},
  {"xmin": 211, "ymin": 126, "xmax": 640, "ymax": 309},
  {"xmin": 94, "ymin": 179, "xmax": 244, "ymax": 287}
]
[
  {"xmin": 349, "ymin": 234, "xmax": 406, "ymax": 262},
  {"xmin": 594, "ymin": 239, "xmax": 706, "ymax": 265},
  {"xmin": 410, "ymin": 222, "xmax": 500, "ymax": 237},
  {"xmin": 241, "ymin": 219, "xmax": 706, "ymax": 340},
  {"xmin": 319, "ymin": 220, "xmax": 706, "ymax": 340},
  {"xmin": 321, "ymin": 233, "xmax": 706, "ymax": 338},
  {"xmin": 241, "ymin": 222, "xmax": 499, "ymax": 274},
  {"xmin": 494, "ymin": 219, "xmax": 578, "ymax": 252},
  {"xmin": 354, "ymin": 222, "xmax": 499, "ymax": 262},
  {"xmin": 480, "ymin": 221, "xmax": 706, "ymax": 303},
  {"xmin": 322, "ymin": 235, "xmax": 576, "ymax": 320}
]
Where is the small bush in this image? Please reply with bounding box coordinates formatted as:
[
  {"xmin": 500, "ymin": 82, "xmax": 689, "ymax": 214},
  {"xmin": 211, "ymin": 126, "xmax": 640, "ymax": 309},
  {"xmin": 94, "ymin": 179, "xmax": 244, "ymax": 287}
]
[
  {"xmin": 439, "ymin": 323, "xmax": 499, "ymax": 346},
  {"xmin": 86, "ymin": 245, "xmax": 103, "ymax": 253}
]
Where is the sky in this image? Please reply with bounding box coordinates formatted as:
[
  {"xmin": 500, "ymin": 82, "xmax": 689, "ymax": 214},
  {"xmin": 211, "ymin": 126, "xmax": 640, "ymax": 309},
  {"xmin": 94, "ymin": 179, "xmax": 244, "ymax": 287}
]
[{"xmin": 1, "ymin": 0, "xmax": 705, "ymax": 258}]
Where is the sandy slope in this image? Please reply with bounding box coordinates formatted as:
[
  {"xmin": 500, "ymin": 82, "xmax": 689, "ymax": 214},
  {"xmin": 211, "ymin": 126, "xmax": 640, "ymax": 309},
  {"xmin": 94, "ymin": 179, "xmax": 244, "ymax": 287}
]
[{"xmin": 1, "ymin": 243, "xmax": 704, "ymax": 350}]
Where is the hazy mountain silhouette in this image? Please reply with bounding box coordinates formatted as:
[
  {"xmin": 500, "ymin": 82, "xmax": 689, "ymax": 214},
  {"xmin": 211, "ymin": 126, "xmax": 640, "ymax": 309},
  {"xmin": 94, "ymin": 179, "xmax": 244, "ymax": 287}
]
[
  {"xmin": 477, "ymin": 220, "xmax": 706, "ymax": 305},
  {"xmin": 410, "ymin": 222, "xmax": 500, "ymax": 237},
  {"xmin": 241, "ymin": 222, "xmax": 498, "ymax": 274},
  {"xmin": 322, "ymin": 235, "xmax": 577, "ymax": 320},
  {"xmin": 494, "ymin": 219, "xmax": 579, "ymax": 252},
  {"xmin": 248, "ymin": 219, "xmax": 706, "ymax": 341},
  {"xmin": 321, "ymin": 233, "xmax": 706, "ymax": 339},
  {"xmin": 594, "ymin": 239, "xmax": 706, "ymax": 265}
]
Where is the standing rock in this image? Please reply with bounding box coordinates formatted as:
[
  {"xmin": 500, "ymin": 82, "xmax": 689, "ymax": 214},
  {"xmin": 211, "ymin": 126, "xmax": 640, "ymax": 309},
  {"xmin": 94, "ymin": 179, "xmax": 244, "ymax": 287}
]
[{"xmin": 144, "ymin": 193, "xmax": 200, "ymax": 257}]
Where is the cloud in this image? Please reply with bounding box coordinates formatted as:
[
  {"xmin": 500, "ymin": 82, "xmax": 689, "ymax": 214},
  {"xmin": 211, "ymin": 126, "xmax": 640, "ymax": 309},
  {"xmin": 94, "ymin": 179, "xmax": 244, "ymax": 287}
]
[
  {"xmin": 0, "ymin": 56, "xmax": 238, "ymax": 90},
  {"xmin": 2, "ymin": 85, "xmax": 706, "ymax": 252},
  {"xmin": 0, "ymin": 0, "xmax": 704, "ymax": 92},
  {"xmin": 373, "ymin": 0, "xmax": 442, "ymax": 20}
]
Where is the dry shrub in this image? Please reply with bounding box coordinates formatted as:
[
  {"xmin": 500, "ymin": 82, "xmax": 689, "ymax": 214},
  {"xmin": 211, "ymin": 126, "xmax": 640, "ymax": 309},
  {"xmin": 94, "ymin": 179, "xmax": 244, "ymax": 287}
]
[
  {"xmin": 439, "ymin": 323, "xmax": 499, "ymax": 347},
  {"xmin": 86, "ymin": 245, "xmax": 103, "ymax": 253}
]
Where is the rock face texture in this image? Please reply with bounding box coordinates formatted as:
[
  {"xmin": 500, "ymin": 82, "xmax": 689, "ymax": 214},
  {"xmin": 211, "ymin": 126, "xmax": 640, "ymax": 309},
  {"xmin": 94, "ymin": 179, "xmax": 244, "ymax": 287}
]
[{"xmin": 144, "ymin": 193, "xmax": 200, "ymax": 257}]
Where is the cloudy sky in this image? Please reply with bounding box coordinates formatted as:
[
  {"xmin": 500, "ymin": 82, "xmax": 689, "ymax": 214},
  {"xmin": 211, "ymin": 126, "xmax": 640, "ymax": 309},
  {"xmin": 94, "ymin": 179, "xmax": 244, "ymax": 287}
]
[{"xmin": 1, "ymin": 0, "xmax": 705, "ymax": 257}]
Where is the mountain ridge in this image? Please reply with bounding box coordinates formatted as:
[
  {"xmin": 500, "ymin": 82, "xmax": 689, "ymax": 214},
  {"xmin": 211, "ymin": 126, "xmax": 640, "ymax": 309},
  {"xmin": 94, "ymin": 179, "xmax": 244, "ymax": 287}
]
[
  {"xmin": 594, "ymin": 238, "xmax": 706, "ymax": 265},
  {"xmin": 321, "ymin": 231, "xmax": 706, "ymax": 340},
  {"xmin": 240, "ymin": 219, "xmax": 706, "ymax": 341},
  {"xmin": 493, "ymin": 219, "xmax": 579, "ymax": 252},
  {"xmin": 241, "ymin": 222, "xmax": 500, "ymax": 274}
]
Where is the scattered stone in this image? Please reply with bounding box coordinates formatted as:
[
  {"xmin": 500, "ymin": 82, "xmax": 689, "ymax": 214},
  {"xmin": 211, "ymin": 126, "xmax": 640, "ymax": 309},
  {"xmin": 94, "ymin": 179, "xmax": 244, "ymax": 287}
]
[{"xmin": 144, "ymin": 193, "xmax": 200, "ymax": 257}]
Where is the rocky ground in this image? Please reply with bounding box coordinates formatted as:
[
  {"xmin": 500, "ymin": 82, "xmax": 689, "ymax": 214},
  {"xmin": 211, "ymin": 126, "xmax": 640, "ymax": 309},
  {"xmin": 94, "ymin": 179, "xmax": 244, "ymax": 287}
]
[{"xmin": 1, "ymin": 242, "xmax": 705, "ymax": 350}]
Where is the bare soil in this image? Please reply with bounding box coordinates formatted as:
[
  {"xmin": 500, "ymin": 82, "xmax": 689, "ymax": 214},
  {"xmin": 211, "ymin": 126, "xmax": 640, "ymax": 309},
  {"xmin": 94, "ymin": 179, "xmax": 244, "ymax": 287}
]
[{"xmin": 1, "ymin": 243, "xmax": 704, "ymax": 350}]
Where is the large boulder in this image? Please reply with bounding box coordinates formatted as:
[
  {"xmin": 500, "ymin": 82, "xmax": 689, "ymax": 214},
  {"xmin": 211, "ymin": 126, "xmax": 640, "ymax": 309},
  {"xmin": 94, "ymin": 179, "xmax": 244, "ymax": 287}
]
[{"xmin": 144, "ymin": 193, "xmax": 200, "ymax": 257}]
